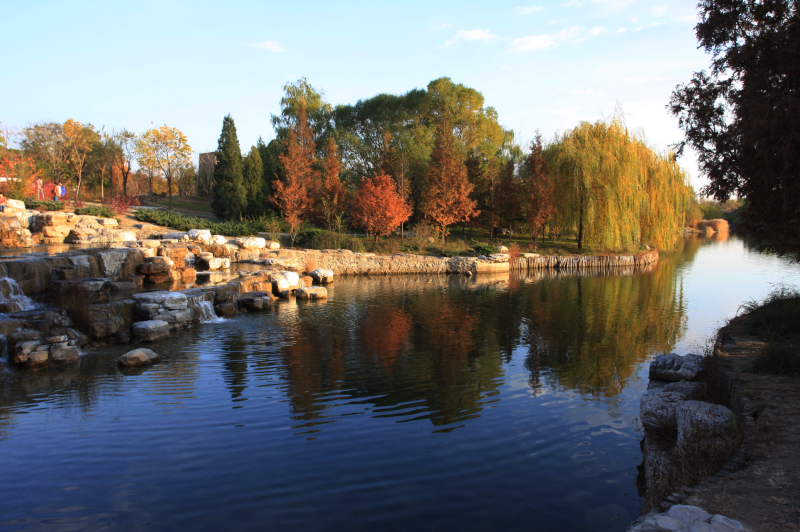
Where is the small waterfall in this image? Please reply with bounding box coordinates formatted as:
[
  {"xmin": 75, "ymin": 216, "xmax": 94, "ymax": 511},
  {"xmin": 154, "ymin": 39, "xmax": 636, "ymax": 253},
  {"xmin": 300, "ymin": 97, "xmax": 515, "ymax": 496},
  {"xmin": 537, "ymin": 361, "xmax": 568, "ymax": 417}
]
[
  {"xmin": 191, "ymin": 298, "xmax": 225, "ymax": 323},
  {"xmin": 0, "ymin": 277, "xmax": 37, "ymax": 313}
]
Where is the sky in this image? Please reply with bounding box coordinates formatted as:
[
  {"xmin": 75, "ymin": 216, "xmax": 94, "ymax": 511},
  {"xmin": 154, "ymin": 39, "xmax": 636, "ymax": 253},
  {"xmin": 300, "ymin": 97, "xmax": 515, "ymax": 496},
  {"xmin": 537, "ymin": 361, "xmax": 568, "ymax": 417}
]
[{"xmin": 1, "ymin": 0, "xmax": 709, "ymax": 188}]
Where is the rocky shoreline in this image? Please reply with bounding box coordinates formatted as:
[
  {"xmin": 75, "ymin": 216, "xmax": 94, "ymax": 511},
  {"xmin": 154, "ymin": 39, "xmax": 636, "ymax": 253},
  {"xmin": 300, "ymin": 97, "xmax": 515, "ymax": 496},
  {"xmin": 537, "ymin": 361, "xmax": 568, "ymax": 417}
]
[
  {"xmin": 0, "ymin": 201, "xmax": 664, "ymax": 372},
  {"xmin": 627, "ymin": 350, "xmax": 753, "ymax": 531}
]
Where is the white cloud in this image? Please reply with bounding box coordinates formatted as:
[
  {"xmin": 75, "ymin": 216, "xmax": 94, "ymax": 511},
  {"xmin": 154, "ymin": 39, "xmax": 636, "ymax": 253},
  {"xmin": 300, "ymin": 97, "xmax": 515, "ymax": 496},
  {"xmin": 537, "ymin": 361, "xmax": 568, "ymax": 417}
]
[
  {"xmin": 512, "ymin": 25, "xmax": 604, "ymax": 52},
  {"xmin": 511, "ymin": 34, "xmax": 557, "ymax": 52},
  {"xmin": 445, "ymin": 28, "xmax": 497, "ymax": 47},
  {"xmin": 591, "ymin": 0, "xmax": 637, "ymax": 8},
  {"xmin": 515, "ymin": 5, "xmax": 544, "ymax": 14},
  {"xmin": 249, "ymin": 40, "xmax": 285, "ymax": 53},
  {"xmin": 650, "ymin": 5, "xmax": 668, "ymax": 17},
  {"xmin": 562, "ymin": 0, "xmax": 584, "ymax": 7}
]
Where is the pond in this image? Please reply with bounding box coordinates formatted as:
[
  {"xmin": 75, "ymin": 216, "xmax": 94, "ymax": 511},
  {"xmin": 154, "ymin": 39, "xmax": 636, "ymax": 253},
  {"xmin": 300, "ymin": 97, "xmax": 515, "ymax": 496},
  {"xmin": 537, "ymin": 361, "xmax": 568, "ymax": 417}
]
[{"xmin": 1, "ymin": 237, "xmax": 799, "ymax": 532}]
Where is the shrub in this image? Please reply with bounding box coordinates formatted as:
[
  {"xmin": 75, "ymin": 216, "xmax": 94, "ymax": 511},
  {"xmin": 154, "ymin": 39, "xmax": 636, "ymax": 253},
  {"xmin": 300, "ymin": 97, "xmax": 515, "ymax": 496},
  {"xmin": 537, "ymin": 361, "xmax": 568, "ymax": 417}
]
[
  {"xmin": 134, "ymin": 208, "xmax": 284, "ymax": 238},
  {"xmin": 25, "ymin": 199, "xmax": 63, "ymax": 211},
  {"xmin": 740, "ymin": 287, "xmax": 800, "ymax": 340},
  {"xmin": 109, "ymin": 195, "xmax": 141, "ymax": 214},
  {"xmin": 75, "ymin": 205, "xmax": 115, "ymax": 218}
]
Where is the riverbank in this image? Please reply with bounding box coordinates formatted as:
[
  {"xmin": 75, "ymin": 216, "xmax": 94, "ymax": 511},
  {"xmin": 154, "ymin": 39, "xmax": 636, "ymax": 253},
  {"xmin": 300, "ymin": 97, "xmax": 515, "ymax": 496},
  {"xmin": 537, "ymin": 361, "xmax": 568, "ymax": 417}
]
[
  {"xmin": 0, "ymin": 201, "xmax": 662, "ymax": 371},
  {"xmin": 631, "ymin": 292, "xmax": 800, "ymax": 532}
]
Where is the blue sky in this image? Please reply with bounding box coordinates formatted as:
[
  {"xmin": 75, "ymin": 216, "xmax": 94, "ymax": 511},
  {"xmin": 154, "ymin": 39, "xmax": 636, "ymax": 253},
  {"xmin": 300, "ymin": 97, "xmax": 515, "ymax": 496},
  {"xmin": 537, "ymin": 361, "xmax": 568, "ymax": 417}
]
[{"xmin": 1, "ymin": 0, "xmax": 708, "ymax": 188}]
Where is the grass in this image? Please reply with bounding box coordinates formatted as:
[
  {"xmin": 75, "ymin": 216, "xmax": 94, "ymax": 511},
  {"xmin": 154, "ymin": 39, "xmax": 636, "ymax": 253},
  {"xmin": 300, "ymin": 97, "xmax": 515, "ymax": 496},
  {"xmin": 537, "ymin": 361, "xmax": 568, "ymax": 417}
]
[
  {"xmin": 737, "ymin": 287, "xmax": 800, "ymax": 376},
  {"xmin": 739, "ymin": 287, "xmax": 800, "ymax": 340},
  {"xmin": 134, "ymin": 208, "xmax": 284, "ymax": 239},
  {"xmin": 140, "ymin": 195, "xmax": 215, "ymax": 218},
  {"xmin": 134, "ymin": 208, "xmax": 649, "ymax": 258}
]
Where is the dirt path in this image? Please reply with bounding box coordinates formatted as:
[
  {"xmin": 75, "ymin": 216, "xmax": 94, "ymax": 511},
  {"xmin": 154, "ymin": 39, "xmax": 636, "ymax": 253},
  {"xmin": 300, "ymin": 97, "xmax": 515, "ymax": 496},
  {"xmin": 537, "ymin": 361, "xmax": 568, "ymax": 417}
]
[{"xmin": 683, "ymin": 329, "xmax": 800, "ymax": 532}]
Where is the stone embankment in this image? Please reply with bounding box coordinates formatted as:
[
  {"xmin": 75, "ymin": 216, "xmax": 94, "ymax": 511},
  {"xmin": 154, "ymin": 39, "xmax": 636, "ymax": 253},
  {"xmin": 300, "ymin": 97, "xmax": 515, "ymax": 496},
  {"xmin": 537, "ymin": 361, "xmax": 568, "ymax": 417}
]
[
  {"xmin": 627, "ymin": 353, "xmax": 750, "ymax": 532},
  {"xmin": 511, "ymin": 248, "xmax": 659, "ymax": 271}
]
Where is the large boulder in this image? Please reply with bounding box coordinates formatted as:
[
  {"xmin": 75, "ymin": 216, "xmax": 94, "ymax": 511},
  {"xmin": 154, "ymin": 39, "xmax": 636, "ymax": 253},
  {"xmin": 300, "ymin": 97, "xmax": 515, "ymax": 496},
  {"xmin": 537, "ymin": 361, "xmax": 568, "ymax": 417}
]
[
  {"xmin": 296, "ymin": 286, "xmax": 328, "ymax": 300},
  {"xmin": 6, "ymin": 198, "xmax": 26, "ymax": 210},
  {"xmin": 187, "ymin": 229, "xmax": 212, "ymax": 244},
  {"xmin": 132, "ymin": 320, "xmax": 170, "ymax": 342},
  {"xmin": 236, "ymin": 236, "xmax": 266, "ymax": 250},
  {"xmin": 628, "ymin": 505, "xmax": 751, "ymax": 532},
  {"xmin": 49, "ymin": 344, "xmax": 81, "ymax": 364},
  {"xmin": 133, "ymin": 291, "xmax": 187, "ymax": 310},
  {"xmin": 309, "ymin": 268, "xmax": 334, "ymax": 285},
  {"xmin": 640, "ymin": 381, "xmax": 707, "ymax": 438},
  {"xmin": 118, "ymin": 347, "xmax": 160, "ymax": 368},
  {"xmin": 674, "ymin": 400, "xmax": 740, "ymax": 473},
  {"xmin": 649, "ymin": 353, "xmax": 705, "ymax": 382}
]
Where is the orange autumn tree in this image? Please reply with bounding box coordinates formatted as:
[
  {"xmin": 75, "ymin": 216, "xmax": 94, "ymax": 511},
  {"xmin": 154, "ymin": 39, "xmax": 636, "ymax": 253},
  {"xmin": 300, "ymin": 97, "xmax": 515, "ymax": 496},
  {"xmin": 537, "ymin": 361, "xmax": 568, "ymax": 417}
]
[
  {"xmin": 352, "ymin": 173, "xmax": 412, "ymax": 239},
  {"xmin": 275, "ymin": 108, "xmax": 317, "ymax": 246},
  {"xmin": 523, "ymin": 135, "xmax": 556, "ymax": 244},
  {"xmin": 319, "ymin": 137, "xmax": 346, "ymax": 232},
  {"xmin": 0, "ymin": 153, "xmax": 41, "ymax": 198},
  {"xmin": 422, "ymin": 122, "xmax": 479, "ymax": 239}
]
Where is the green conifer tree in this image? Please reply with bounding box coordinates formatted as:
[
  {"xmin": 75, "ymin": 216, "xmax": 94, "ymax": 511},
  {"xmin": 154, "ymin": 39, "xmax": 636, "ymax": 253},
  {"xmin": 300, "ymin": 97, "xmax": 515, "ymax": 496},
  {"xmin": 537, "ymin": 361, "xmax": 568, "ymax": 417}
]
[
  {"xmin": 212, "ymin": 115, "xmax": 246, "ymax": 220},
  {"xmin": 243, "ymin": 146, "xmax": 265, "ymax": 217}
]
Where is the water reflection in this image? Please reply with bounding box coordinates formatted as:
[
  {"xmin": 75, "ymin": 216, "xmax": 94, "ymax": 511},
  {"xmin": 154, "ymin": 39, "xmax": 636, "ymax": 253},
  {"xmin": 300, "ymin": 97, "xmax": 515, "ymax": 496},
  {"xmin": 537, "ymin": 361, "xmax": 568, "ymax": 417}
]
[{"xmin": 3, "ymin": 237, "xmax": 799, "ymax": 532}]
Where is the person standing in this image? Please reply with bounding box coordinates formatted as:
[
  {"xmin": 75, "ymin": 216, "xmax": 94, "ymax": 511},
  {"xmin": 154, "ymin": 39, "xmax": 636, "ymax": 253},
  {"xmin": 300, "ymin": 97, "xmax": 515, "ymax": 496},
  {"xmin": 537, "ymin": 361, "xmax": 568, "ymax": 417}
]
[
  {"xmin": 54, "ymin": 181, "xmax": 62, "ymax": 202},
  {"xmin": 35, "ymin": 177, "xmax": 44, "ymax": 200}
]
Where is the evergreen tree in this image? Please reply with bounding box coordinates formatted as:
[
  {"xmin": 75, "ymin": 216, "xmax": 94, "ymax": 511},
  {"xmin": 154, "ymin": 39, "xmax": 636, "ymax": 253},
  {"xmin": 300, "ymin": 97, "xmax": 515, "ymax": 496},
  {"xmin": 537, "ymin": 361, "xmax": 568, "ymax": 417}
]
[
  {"xmin": 212, "ymin": 115, "xmax": 246, "ymax": 220},
  {"xmin": 243, "ymin": 146, "xmax": 264, "ymax": 217},
  {"xmin": 257, "ymin": 137, "xmax": 283, "ymax": 214}
]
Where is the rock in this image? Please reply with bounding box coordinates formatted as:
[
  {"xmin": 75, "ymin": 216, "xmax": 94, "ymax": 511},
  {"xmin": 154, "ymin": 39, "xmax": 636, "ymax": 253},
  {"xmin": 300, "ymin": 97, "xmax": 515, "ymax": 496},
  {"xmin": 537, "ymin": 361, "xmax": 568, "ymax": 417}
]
[
  {"xmin": 649, "ymin": 353, "xmax": 705, "ymax": 382},
  {"xmin": 236, "ymin": 236, "xmax": 266, "ymax": 249},
  {"xmin": 498, "ymin": 245, "xmax": 509, "ymax": 253},
  {"xmin": 266, "ymin": 240, "xmax": 280, "ymax": 250},
  {"xmin": 132, "ymin": 320, "xmax": 170, "ymax": 342},
  {"xmin": 709, "ymin": 515, "xmax": 749, "ymax": 532},
  {"xmin": 28, "ymin": 350, "xmax": 50, "ymax": 366},
  {"xmin": 238, "ymin": 291, "xmax": 274, "ymax": 311},
  {"xmin": 210, "ymin": 235, "xmax": 227, "ymax": 245},
  {"xmin": 665, "ymin": 505, "xmax": 712, "ymax": 525},
  {"xmin": 133, "ymin": 291, "xmax": 187, "ymax": 310},
  {"xmin": 161, "ymin": 232, "xmax": 188, "ymax": 241},
  {"xmin": 296, "ymin": 286, "xmax": 328, "ymax": 300},
  {"xmin": 272, "ymin": 277, "xmax": 291, "ymax": 298},
  {"xmin": 628, "ymin": 506, "xmax": 750, "ymax": 532},
  {"xmin": 49, "ymin": 345, "xmax": 80, "ymax": 364},
  {"xmin": 215, "ymin": 302, "xmax": 238, "ymax": 317},
  {"xmin": 187, "ymin": 229, "xmax": 212, "ymax": 243},
  {"xmin": 6, "ymin": 198, "xmax": 25, "ymax": 210},
  {"xmin": 309, "ymin": 268, "xmax": 334, "ymax": 285},
  {"xmin": 118, "ymin": 347, "xmax": 160, "ymax": 368},
  {"xmin": 97, "ymin": 249, "xmax": 130, "ymax": 278},
  {"xmin": 140, "ymin": 239, "xmax": 162, "ymax": 249},
  {"xmin": 300, "ymin": 275, "xmax": 314, "ymax": 287},
  {"xmin": 675, "ymin": 400, "xmax": 740, "ymax": 472},
  {"xmin": 641, "ymin": 381, "xmax": 707, "ymax": 437}
]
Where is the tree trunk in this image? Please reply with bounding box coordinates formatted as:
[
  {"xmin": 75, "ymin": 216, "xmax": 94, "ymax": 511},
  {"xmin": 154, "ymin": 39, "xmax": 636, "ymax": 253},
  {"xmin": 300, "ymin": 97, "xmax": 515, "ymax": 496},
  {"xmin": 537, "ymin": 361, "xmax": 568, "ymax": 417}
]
[
  {"xmin": 577, "ymin": 193, "xmax": 585, "ymax": 250},
  {"xmin": 167, "ymin": 172, "xmax": 173, "ymax": 210}
]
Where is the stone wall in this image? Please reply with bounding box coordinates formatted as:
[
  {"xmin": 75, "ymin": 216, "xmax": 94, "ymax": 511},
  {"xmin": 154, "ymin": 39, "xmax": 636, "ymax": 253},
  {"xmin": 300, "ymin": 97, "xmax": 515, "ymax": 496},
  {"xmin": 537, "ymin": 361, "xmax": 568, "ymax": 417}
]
[{"xmin": 510, "ymin": 249, "xmax": 659, "ymax": 272}]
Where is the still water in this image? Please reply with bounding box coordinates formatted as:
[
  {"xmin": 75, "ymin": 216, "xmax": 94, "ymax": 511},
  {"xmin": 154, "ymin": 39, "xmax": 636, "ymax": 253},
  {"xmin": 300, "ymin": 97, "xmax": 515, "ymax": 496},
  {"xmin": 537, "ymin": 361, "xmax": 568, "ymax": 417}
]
[{"xmin": 1, "ymin": 237, "xmax": 799, "ymax": 532}]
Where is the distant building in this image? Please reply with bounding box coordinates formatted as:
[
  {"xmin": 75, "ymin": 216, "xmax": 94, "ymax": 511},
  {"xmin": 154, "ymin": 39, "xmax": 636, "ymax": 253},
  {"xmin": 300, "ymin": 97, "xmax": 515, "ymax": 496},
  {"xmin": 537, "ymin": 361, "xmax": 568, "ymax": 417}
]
[{"xmin": 197, "ymin": 152, "xmax": 216, "ymax": 198}]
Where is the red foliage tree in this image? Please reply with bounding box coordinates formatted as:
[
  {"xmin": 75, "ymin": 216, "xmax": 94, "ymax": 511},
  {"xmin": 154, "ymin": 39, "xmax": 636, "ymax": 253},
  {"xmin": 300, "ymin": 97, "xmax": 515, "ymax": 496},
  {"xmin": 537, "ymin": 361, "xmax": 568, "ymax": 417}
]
[
  {"xmin": 275, "ymin": 108, "xmax": 317, "ymax": 246},
  {"xmin": 0, "ymin": 153, "xmax": 42, "ymax": 197},
  {"xmin": 352, "ymin": 173, "xmax": 412, "ymax": 238},
  {"xmin": 523, "ymin": 136, "xmax": 556, "ymax": 244},
  {"xmin": 422, "ymin": 122, "xmax": 479, "ymax": 239}
]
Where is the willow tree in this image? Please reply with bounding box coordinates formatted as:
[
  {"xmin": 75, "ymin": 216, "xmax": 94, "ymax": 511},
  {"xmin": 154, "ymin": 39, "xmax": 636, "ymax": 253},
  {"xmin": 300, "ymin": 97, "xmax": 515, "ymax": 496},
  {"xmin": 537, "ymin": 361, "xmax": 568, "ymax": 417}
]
[{"xmin": 546, "ymin": 120, "xmax": 695, "ymax": 251}]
